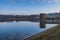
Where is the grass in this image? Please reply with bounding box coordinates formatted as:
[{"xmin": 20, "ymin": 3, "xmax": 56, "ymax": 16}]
[{"xmin": 25, "ymin": 24, "xmax": 60, "ymax": 40}]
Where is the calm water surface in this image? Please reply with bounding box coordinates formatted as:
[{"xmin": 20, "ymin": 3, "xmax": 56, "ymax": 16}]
[{"xmin": 0, "ymin": 21, "xmax": 56, "ymax": 40}]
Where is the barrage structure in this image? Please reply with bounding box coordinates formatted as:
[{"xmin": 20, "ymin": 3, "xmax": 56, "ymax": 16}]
[{"xmin": 40, "ymin": 13, "xmax": 60, "ymax": 28}]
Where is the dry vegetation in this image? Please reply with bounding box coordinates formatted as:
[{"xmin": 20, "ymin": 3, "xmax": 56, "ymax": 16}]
[{"xmin": 25, "ymin": 24, "xmax": 60, "ymax": 40}]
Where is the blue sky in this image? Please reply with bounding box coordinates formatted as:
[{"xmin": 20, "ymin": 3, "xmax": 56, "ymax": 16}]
[{"xmin": 0, "ymin": 0, "xmax": 60, "ymax": 15}]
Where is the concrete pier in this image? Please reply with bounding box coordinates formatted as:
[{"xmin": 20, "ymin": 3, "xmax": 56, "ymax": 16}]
[{"xmin": 40, "ymin": 13, "xmax": 46, "ymax": 28}]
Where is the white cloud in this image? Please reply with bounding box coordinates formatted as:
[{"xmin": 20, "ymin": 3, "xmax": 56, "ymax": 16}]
[
  {"xmin": 36, "ymin": 0, "xmax": 60, "ymax": 4},
  {"xmin": 53, "ymin": 0, "xmax": 60, "ymax": 4}
]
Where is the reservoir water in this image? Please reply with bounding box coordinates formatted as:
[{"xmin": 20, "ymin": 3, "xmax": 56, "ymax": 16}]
[{"xmin": 0, "ymin": 21, "xmax": 56, "ymax": 40}]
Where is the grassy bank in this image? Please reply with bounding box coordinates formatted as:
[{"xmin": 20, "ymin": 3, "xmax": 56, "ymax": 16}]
[{"xmin": 25, "ymin": 24, "xmax": 60, "ymax": 40}]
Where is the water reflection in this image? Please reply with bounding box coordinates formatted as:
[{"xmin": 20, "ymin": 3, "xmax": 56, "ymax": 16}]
[{"xmin": 0, "ymin": 21, "xmax": 56, "ymax": 40}]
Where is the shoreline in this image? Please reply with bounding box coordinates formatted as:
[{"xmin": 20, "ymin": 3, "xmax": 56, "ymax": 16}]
[{"xmin": 25, "ymin": 24, "xmax": 60, "ymax": 40}]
